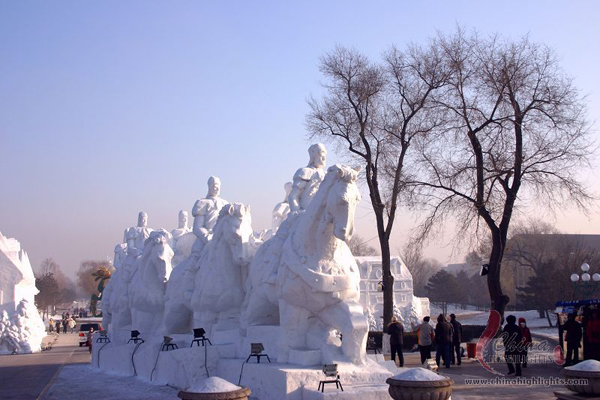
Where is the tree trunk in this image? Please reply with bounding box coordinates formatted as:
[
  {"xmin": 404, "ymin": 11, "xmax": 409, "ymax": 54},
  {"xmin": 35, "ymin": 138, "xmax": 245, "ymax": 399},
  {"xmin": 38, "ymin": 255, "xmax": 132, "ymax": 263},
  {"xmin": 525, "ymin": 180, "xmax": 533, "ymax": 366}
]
[
  {"xmin": 380, "ymin": 237, "xmax": 394, "ymax": 331},
  {"xmin": 487, "ymin": 231, "xmax": 510, "ymax": 319},
  {"xmin": 545, "ymin": 310, "xmax": 553, "ymax": 327}
]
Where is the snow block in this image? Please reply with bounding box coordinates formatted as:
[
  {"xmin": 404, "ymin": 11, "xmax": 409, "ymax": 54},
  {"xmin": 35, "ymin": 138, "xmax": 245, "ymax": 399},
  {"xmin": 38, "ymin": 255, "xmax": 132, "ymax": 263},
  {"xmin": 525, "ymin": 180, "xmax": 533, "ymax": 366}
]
[
  {"xmin": 302, "ymin": 384, "xmax": 390, "ymax": 399},
  {"xmin": 289, "ymin": 349, "xmax": 321, "ymax": 366},
  {"xmin": 217, "ymin": 358, "xmax": 392, "ymax": 400}
]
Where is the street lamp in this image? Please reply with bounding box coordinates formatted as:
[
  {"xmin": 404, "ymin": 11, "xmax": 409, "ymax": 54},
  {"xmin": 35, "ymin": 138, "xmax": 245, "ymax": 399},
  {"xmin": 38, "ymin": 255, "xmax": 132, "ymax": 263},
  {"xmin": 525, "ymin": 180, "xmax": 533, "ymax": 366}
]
[{"xmin": 571, "ymin": 263, "xmax": 600, "ymax": 299}]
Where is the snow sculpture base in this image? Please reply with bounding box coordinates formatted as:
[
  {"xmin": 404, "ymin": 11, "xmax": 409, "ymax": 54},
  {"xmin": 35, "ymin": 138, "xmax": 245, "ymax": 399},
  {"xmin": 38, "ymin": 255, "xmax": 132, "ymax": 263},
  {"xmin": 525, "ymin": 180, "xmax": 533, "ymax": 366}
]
[{"xmin": 92, "ymin": 332, "xmax": 392, "ymax": 400}]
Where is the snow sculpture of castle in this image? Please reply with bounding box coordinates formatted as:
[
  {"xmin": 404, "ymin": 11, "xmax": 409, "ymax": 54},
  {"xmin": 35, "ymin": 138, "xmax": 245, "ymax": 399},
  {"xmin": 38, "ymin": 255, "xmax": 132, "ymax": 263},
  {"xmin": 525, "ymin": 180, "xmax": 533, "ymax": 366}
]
[
  {"xmin": 356, "ymin": 256, "xmax": 430, "ymax": 331},
  {"xmin": 0, "ymin": 232, "xmax": 46, "ymax": 354}
]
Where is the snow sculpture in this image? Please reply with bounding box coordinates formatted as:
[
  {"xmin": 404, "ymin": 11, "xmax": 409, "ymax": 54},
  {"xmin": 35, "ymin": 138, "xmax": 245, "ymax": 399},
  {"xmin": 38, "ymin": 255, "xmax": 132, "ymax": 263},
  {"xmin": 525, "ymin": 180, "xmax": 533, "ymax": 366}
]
[
  {"xmin": 191, "ymin": 176, "xmax": 229, "ymax": 256},
  {"xmin": 190, "ymin": 203, "xmax": 255, "ymax": 333},
  {"xmin": 288, "ymin": 143, "xmax": 327, "ymax": 212},
  {"xmin": 245, "ymin": 165, "xmax": 366, "ymax": 365},
  {"xmin": 108, "ymin": 212, "xmax": 153, "ymax": 331},
  {"xmin": 124, "ymin": 212, "xmax": 153, "ymax": 258},
  {"xmin": 0, "ymin": 232, "xmax": 45, "ymax": 354},
  {"xmin": 356, "ymin": 256, "xmax": 430, "ymax": 330},
  {"xmin": 242, "ymin": 150, "xmax": 329, "ymax": 329},
  {"xmin": 162, "ymin": 177, "xmax": 229, "ymax": 334},
  {"xmin": 171, "ymin": 210, "xmax": 195, "ymax": 266},
  {"xmin": 129, "ymin": 230, "xmax": 174, "ymax": 334},
  {"xmin": 272, "ymin": 182, "xmax": 293, "ymax": 233}
]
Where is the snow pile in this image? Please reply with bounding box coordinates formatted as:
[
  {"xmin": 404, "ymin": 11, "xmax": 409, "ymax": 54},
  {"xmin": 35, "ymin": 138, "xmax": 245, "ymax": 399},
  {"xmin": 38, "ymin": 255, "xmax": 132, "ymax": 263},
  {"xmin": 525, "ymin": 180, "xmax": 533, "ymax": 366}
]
[
  {"xmin": 187, "ymin": 376, "xmax": 241, "ymax": 393},
  {"xmin": 394, "ymin": 367, "xmax": 446, "ymax": 381},
  {"xmin": 0, "ymin": 299, "xmax": 46, "ymax": 354},
  {"xmin": 565, "ymin": 360, "xmax": 600, "ymax": 372}
]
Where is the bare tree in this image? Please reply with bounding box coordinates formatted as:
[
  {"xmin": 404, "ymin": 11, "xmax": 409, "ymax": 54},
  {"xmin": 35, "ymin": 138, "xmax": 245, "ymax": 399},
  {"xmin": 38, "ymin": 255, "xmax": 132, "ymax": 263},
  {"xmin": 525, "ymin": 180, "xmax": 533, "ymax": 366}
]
[
  {"xmin": 410, "ymin": 30, "xmax": 595, "ymax": 317},
  {"xmin": 401, "ymin": 244, "xmax": 442, "ymax": 296},
  {"xmin": 307, "ymin": 44, "xmax": 448, "ymax": 327},
  {"xmin": 347, "ymin": 235, "xmax": 379, "ymax": 256}
]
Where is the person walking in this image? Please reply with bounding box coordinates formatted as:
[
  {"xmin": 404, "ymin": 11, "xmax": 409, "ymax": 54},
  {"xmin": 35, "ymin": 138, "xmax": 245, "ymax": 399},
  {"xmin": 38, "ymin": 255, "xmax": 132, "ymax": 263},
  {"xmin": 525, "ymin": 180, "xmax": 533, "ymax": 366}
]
[
  {"xmin": 503, "ymin": 315, "xmax": 523, "ymax": 376},
  {"xmin": 449, "ymin": 314, "xmax": 463, "ymax": 365},
  {"xmin": 387, "ymin": 317, "xmax": 405, "ymax": 367},
  {"xmin": 86, "ymin": 327, "xmax": 94, "ymax": 354},
  {"xmin": 55, "ymin": 319, "xmax": 61, "ymax": 334},
  {"xmin": 62, "ymin": 318, "xmax": 68, "ymax": 335},
  {"xmin": 48, "ymin": 317, "xmax": 54, "ymax": 333},
  {"xmin": 68, "ymin": 317, "xmax": 76, "ymax": 334},
  {"xmin": 564, "ymin": 313, "xmax": 582, "ymax": 366},
  {"xmin": 518, "ymin": 317, "xmax": 533, "ymax": 367},
  {"xmin": 416, "ymin": 316, "xmax": 435, "ymax": 364},
  {"xmin": 435, "ymin": 314, "xmax": 453, "ymax": 368}
]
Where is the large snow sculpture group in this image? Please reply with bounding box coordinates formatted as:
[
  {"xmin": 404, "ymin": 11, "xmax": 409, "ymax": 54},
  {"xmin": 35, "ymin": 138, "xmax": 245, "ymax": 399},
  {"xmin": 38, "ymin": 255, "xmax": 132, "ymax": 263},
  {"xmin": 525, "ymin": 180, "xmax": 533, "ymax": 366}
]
[{"xmin": 102, "ymin": 144, "xmax": 370, "ymax": 366}]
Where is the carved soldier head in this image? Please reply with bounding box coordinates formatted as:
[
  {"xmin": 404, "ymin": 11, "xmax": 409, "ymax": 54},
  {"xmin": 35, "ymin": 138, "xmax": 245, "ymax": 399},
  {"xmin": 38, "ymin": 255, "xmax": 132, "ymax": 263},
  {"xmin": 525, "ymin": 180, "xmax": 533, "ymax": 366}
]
[
  {"xmin": 178, "ymin": 210, "xmax": 189, "ymax": 229},
  {"xmin": 308, "ymin": 143, "xmax": 327, "ymax": 169},
  {"xmin": 207, "ymin": 176, "xmax": 221, "ymax": 198},
  {"xmin": 137, "ymin": 212, "xmax": 148, "ymax": 227}
]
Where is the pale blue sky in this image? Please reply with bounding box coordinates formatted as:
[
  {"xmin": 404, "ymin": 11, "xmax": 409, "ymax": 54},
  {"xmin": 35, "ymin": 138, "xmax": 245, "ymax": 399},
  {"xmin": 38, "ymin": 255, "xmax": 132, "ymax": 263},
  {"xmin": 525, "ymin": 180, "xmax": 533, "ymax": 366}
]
[{"xmin": 1, "ymin": 1, "xmax": 599, "ymax": 277}]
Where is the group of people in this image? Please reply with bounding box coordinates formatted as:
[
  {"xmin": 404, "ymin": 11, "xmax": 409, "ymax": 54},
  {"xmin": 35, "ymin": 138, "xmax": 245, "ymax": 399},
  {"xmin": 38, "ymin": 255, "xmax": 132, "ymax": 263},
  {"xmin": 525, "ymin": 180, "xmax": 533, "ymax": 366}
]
[
  {"xmin": 47, "ymin": 313, "xmax": 76, "ymax": 334},
  {"xmin": 387, "ymin": 313, "xmax": 463, "ymax": 369},
  {"xmin": 501, "ymin": 315, "xmax": 533, "ymax": 376}
]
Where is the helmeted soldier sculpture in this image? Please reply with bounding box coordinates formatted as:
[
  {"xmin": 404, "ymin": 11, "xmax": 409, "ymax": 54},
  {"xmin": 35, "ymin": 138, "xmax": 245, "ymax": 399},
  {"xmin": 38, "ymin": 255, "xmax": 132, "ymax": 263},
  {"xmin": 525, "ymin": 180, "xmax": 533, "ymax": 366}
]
[
  {"xmin": 170, "ymin": 210, "xmax": 195, "ymax": 266},
  {"xmin": 191, "ymin": 176, "xmax": 229, "ymax": 256},
  {"xmin": 288, "ymin": 143, "xmax": 327, "ymax": 212}
]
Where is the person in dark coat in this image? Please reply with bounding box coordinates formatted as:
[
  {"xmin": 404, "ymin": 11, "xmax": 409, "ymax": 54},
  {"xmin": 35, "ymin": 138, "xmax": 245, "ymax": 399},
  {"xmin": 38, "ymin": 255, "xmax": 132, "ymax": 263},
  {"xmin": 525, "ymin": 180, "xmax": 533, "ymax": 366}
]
[
  {"xmin": 586, "ymin": 311, "xmax": 600, "ymax": 361},
  {"xmin": 450, "ymin": 314, "xmax": 463, "ymax": 365},
  {"xmin": 518, "ymin": 317, "xmax": 533, "ymax": 367},
  {"xmin": 62, "ymin": 318, "xmax": 68, "ymax": 334},
  {"xmin": 55, "ymin": 319, "xmax": 61, "ymax": 334},
  {"xmin": 387, "ymin": 317, "xmax": 404, "ymax": 367},
  {"xmin": 564, "ymin": 313, "xmax": 582, "ymax": 366},
  {"xmin": 503, "ymin": 315, "xmax": 523, "ymax": 376},
  {"xmin": 435, "ymin": 314, "xmax": 453, "ymax": 368}
]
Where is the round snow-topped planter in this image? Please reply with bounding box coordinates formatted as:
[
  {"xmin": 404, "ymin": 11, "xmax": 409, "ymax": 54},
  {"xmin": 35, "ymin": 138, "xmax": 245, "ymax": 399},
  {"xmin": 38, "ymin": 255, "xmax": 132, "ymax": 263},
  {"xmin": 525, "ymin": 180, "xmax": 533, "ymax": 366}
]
[
  {"xmin": 563, "ymin": 360, "xmax": 600, "ymax": 395},
  {"xmin": 177, "ymin": 377, "xmax": 251, "ymax": 400},
  {"xmin": 386, "ymin": 368, "xmax": 453, "ymax": 400}
]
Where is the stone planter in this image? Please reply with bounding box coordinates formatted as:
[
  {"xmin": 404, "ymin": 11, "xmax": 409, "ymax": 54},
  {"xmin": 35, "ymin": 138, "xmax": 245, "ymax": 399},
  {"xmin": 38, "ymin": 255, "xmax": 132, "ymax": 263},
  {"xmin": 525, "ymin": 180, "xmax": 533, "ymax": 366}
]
[
  {"xmin": 563, "ymin": 368, "xmax": 600, "ymax": 395},
  {"xmin": 177, "ymin": 387, "xmax": 251, "ymax": 400},
  {"xmin": 386, "ymin": 376, "xmax": 453, "ymax": 400}
]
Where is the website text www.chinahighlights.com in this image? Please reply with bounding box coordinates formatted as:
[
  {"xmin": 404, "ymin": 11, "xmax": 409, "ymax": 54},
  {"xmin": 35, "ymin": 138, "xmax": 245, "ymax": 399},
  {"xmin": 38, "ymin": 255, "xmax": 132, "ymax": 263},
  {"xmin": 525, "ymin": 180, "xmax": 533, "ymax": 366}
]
[{"xmin": 465, "ymin": 376, "xmax": 587, "ymax": 387}]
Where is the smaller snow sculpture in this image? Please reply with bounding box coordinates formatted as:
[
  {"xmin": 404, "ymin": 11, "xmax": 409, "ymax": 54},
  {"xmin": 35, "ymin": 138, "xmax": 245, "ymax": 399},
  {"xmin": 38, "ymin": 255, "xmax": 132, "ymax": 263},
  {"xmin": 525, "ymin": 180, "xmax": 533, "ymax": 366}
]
[
  {"xmin": 0, "ymin": 300, "xmax": 46, "ymax": 354},
  {"xmin": 272, "ymin": 182, "xmax": 293, "ymax": 233}
]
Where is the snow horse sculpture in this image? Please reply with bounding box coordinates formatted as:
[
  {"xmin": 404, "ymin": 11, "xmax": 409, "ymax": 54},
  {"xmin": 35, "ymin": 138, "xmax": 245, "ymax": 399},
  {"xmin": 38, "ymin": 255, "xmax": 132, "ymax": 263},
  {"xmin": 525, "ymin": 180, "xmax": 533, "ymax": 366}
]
[{"xmin": 129, "ymin": 230, "xmax": 174, "ymax": 334}]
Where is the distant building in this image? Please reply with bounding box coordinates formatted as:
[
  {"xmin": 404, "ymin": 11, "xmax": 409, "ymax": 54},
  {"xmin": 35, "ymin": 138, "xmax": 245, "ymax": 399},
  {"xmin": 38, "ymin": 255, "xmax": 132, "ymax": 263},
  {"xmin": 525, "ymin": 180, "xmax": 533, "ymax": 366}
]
[
  {"xmin": 356, "ymin": 256, "xmax": 430, "ymax": 329},
  {"xmin": 505, "ymin": 233, "xmax": 600, "ymax": 297}
]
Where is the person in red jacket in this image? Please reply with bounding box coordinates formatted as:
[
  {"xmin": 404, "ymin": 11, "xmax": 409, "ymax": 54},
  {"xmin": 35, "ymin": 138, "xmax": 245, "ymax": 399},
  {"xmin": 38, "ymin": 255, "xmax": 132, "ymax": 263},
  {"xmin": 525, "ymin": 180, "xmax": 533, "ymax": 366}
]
[{"xmin": 518, "ymin": 317, "xmax": 533, "ymax": 367}]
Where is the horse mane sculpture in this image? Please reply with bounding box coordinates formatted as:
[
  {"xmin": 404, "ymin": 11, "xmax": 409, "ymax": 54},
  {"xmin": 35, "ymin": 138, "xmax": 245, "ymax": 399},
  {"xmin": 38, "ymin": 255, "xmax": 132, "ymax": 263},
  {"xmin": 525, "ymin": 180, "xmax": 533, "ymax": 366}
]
[
  {"xmin": 129, "ymin": 230, "xmax": 174, "ymax": 334},
  {"xmin": 190, "ymin": 203, "xmax": 255, "ymax": 334}
]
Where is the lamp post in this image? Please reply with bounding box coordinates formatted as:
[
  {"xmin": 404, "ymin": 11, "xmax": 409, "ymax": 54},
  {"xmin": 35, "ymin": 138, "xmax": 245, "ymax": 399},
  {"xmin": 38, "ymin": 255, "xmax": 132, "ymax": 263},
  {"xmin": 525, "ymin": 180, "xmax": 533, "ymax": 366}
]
[{"xmin": 570, "ymin": 263, "xmax": 600, "ymax": 299}]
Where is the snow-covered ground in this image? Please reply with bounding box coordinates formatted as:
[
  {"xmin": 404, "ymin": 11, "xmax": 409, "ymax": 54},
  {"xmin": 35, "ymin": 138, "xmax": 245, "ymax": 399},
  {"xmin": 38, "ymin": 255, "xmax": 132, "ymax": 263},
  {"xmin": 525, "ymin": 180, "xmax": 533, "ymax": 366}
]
[
  {"xmin": 429, "ymin": 306, "xmax": 560, "ymax": 341},
  {"xmin": 44, "ymin": 364, "xmax": 178, "ymax": 399}
]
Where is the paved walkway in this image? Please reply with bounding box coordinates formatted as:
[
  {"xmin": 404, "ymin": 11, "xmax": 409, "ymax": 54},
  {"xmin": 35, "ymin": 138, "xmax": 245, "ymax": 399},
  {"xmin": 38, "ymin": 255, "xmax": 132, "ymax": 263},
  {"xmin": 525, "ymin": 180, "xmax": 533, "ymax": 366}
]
[
  {"xmin": 0, "ymin": 332, "xmax": 90, "ymax": 400},
  {"xmin": 399, "ymin": 335, "xmax": 566, "ymax": 400}
]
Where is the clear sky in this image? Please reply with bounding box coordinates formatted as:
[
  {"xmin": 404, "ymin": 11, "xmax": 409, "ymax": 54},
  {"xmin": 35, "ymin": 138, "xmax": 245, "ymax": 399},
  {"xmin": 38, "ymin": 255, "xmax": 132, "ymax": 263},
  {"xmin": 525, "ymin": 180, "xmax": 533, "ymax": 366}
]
[{"xmin": 1, "ymin": 1, "xmax": 599, "ymax": 278}]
